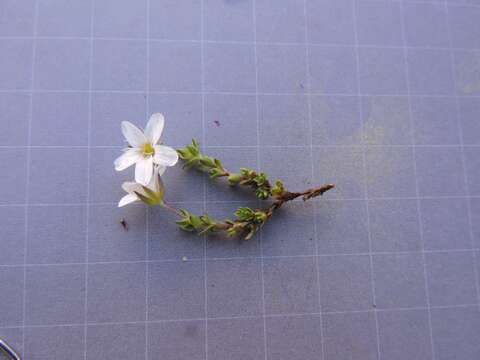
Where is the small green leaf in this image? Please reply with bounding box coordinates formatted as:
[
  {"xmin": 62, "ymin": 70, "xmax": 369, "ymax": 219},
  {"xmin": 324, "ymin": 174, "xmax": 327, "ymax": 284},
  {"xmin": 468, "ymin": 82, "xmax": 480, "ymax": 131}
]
[
  {"xmin": 176, "ymin": 219, "xmax": 195, "ymax": 232},
  {"xmin": 200, "ymin": 214, "xmax": 215, "ymax": 226},
  {"xmin": 189, "ymin": 214, "xmax": 204, "ymax": 229},
  {"xmin": 209, "ymin": 168, "xmax": 223, "ymax": 179},
  {"xmin": 227, "ymin": 227, "xmax": 237, "ymax": 237},
  {"xmin": 192, "ymin": 138, "xmax": 200, "ymax": 148},
  {"xmin": 214, "ymin": 158, "xmax": 223, "ymax": 168},
  {"xmin": 199, "ymin": 157, "xmax": 215, "ymax": 168},
  {"xmin": 183, "ymin": 157, "xmax": 198, "ymax": 169},
  {"xmin": 254, "ymin": 211, "xmax": 268, "ymax": 224},
  {"xmin": 240, "ymin": 168, "xmax": 251, "ymax": 177},
  {"xmin": 255, "ymin": 189, "xmax": 269, "ymax": 200},
  {"xmin": 235, "ymin": 207, "xmax": 255, "ymax": 221},
  {"xmin": 244, "ymin": 226, "xmax": 257, "ymax": 240}
]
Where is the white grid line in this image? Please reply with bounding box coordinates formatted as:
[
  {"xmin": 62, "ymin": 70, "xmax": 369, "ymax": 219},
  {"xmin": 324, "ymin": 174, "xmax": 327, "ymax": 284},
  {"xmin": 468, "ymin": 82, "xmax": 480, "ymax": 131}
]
[
  {"xmin": 21, "ymin": 0, "xmax": 39, "ymax": 357},
  {"xmin": 3, "ymin": 144, "xmax": 480, "ymax": 150},
  {"xmin": 3, "ymin": 88, "xmax": 480, "ymax": 99},
  {"xmin": 3, "ymin": 35, "xmax": 480, "ymax": 50},
  {"xmin": 2, "ymin": 302, "xmax": 477, "ymax": 331},
  {"xmin": 200, "ymin": 1, "xmax": 209, "ymax": 359},
  {"xmin": 83, "ymin": 0, "xmax": 95, "ymax": 359},
  {"xmin": 303, "ymin": 0, "xmax": 326, "ymax": 358},
  {"xmin": 351, "ymin": 1, "xmax": 382, "ymax": 358},
  {"xmin": 145, "ymin": 0, "xmax": 151, "ymax": 358},
  {"xmin": 443, "ymin": 0, "xmax": 480, "ymax": 311},
  {"xmin": 399, "ymin": 1, "xmax": 437, "ymax": 358},
  {"xmin": 251, "ymin": 1, "xmax": 269, "ymax": 359},
  {"xmin": 2, "ymin": 194, "xmax": 480, "ymax": 209},
  {"xmin": 2, "ymin": 247, "xmax": 480, "ymax": 268}
]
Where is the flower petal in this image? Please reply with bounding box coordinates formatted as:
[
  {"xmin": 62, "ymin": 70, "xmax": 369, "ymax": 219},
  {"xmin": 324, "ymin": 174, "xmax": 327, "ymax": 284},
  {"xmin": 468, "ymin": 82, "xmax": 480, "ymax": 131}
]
[
  {"xmin": 118, "ymin": 193, "xmax": 138, "ymax": 207},
  {"xmin": 144, "ymin": 113, "xmax": 165, "ymax": 144},
  {"xmin": 157, "ymin": 165, "xmax": 167, "ymax": 176},
  {"xmin": 121, "ymin": 181, "xmax": 142, "ymax": 194},
  {"xmin": 153, "ymin": 145, "xmax": 179, "ymax": 167},
  {"xmin": 147, "ymin": 165, "xmax": 165, "ymax": 193},
  {"xmin": 121, "ymin": 121, "xmax": 147, "ymax": 147},
  {"xmin": 135, "ymin": 157, "xmax": 154, "ymax": 185},
  {"xmin": 114, "ymin": 148, "xmax": 142, "ymax": 171}
]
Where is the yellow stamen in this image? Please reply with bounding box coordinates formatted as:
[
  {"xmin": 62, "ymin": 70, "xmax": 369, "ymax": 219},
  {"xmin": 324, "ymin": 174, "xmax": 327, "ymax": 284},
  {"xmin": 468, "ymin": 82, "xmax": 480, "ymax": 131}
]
[{"xmin": 143, "ymin": 143, "xmax": 155, "ymax": 156}]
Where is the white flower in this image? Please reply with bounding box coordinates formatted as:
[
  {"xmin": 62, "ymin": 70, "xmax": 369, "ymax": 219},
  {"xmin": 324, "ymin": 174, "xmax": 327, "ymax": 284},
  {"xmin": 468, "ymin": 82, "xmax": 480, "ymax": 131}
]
[
  {"xmin": 114, "ymin": 113, "xmax": 178, "ymax": 185},
  {"xmin": 118, "ymin": 166, "xmax": 166, "ymax": 207}
]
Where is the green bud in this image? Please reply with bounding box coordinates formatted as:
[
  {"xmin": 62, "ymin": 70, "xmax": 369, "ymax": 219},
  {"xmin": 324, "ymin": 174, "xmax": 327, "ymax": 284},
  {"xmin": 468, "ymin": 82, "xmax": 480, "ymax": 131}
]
[
  {"xmin": 254, "ymin": 211, "xmax": 268, "ymax": 224},
  {"xmin": 255, "ymin": 189, "xmax": 270, "ymax": 200},
  {"xmin": 254, "ymin": 173, "xmax": 268, "ymax": 186},
  {"xmin": 227, "ymin": 173, "xmax": 242, "ymax": 185},
  {"xmin": 240, "ymin": 168, "xmax": 253, "ymax": 177},
  {"xmin": 235, "ymin": 207, "xmax": 255, "ymax": 221},
  {"xmin": 271, "ymin": 180, "xmax": 285, "ymax": 197}
]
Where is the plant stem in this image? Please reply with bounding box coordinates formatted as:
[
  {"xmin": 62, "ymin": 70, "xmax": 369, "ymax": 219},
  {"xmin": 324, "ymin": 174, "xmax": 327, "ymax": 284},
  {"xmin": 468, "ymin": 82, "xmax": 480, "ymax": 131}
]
[
  {"xmin": 264, "ymin": 183, "xmax": 336, "ymax": 218},
  {"xmin": 162, "ymin": 201, "xmax": 183, "ymax": 217}
]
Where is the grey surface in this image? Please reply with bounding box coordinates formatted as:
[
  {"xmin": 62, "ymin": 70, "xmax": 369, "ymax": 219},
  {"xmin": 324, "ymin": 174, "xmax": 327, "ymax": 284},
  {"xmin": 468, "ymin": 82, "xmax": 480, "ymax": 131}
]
[{"xmin": 1, "ymin": 0, "xmax": 480, "ymax": 359}]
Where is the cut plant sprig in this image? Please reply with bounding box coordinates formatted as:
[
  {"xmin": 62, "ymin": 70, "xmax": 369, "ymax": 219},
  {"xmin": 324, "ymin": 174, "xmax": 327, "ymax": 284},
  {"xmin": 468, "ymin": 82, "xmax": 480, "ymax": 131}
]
[
  {"xmin": 177, "ymin": 139, "xmax": 334, "ymax": 202},
  {"xmin": 175, "ymin": 139, "xmax": 335, "ymax": 239}
]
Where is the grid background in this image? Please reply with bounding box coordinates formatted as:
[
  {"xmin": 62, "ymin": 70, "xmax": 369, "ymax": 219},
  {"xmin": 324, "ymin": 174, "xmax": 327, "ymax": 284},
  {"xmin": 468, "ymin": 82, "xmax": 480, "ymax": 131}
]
[{"xmin": 1, "ymin": 0, "xmax": 480, "ymax": 359}]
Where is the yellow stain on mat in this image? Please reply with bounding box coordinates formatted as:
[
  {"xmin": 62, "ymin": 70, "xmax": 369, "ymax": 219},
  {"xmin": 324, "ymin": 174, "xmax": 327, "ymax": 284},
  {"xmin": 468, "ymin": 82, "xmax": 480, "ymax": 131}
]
[
  {"xmin": 456, "ymin": 50, "xmax": 480, "ymax": 95},
  {"xmin": 362, "ymin": 96, "xmax": 410, "ymax": 145},
  {"xmin": 362, "ymin": 96, "xmax": 412, "ymax": 191},
  {"xmin": 312, "ymin": 96, "xmax": 411, "ymax": 197}
]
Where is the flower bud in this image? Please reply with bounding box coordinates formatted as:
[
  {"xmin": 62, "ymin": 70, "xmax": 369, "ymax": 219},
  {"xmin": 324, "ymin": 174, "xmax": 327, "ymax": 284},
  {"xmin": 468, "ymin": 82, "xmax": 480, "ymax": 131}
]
[{"xmin": 228, "ymin": 173, "xmax": 242, "ymax": 185}]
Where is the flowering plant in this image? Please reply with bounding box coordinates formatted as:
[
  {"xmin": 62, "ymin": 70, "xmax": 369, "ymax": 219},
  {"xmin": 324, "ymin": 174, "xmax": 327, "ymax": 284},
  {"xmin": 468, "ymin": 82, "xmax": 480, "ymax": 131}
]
[{"xmin": 115, "ymin": 114, "xmax": 334, "ymax": 240}]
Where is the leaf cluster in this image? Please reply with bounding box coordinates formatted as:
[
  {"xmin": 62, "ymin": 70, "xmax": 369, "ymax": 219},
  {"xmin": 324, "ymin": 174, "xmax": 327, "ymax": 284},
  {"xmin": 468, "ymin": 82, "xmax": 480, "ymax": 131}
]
[
  {"xmin": 177, "ymin": 139, "xmax": 228, "ymax": 179},
  {"xmin": 225, "ymin": 207, "xmax": 268, "ymax": 240},
  {"xmin": 176, "ymin": 209, "xmax": 220, "ymax": 235},
  {"xmin": 179, "ymin": 140, "xmax": 288, "ymax": 201}
]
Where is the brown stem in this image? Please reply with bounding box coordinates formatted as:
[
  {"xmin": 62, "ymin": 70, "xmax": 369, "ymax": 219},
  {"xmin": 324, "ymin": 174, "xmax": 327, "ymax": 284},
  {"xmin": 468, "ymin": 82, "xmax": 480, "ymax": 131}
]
[
  {"xmin": 212, "ymin": 222, "xmax": 231, "ymax": 230},
  {"xmin": 266, "ymin": 183, "xmax": 336, "ymax": 218}
]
